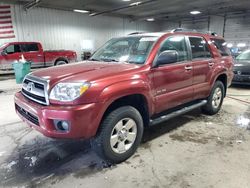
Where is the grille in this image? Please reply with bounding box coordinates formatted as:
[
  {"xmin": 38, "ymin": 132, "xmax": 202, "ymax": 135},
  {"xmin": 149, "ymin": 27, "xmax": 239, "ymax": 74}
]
[
  {"xmin": 23, "ymin": 79, "xmax": 44, "ymax": 90},
  {"xmin": 21, "ymin": 75, "xmax": 49, "ymax": 105},
  {"xmin": 15, "ymin": 104, "xmax": 39, "ymax": 126},
  {"xmin": 22, "ymin": 89, "xmax": 47, "ymax": 103},
  {"xmin": 233, "ymin": 71, "xmax": 250, "ymax": 75}
]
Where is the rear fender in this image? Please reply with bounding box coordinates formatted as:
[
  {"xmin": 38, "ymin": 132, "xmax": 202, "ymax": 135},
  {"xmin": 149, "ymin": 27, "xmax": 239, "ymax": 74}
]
[{"xmin": 54, "ymin": 57, "xmax": 69, "ymax": 65}]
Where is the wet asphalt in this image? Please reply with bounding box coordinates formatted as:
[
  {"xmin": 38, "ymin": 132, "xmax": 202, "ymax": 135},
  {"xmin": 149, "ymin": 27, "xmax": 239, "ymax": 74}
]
[{"xmin": 0, "ymin": 78, "xmax": 249, "ymax": 188}]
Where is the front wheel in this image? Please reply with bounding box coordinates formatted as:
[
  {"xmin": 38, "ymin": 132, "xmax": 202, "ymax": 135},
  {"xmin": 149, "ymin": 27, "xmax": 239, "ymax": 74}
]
[
  {"xmin": 91, "ymin": 106, "xmax": 144, "ymax": 163},
  {"xmin": 202, "ymin": 81, "xmax": 225, "ymax": 115}
]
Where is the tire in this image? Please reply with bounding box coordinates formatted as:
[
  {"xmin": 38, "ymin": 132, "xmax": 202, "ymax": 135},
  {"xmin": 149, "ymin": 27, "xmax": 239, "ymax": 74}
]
[
  {"xmin": 202, "ymin": 81, "xmax": 225, "ymax": 115},
  {"xmin": 55, "ymin": 60, "xmax": 67, "ymax": 66},
  {"xmin": 91, "ymin": 106, "xmax": 144, "ymax": 163}
]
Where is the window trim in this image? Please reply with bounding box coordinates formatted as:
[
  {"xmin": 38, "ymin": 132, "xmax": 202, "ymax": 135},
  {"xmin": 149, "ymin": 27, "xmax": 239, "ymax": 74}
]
[
  {"xmin": 4, "ymin": 44, "xmax": 21, "ymax": 54},
  {"xmin": 153, "ymin": 35, "xmax": 191, "ymax": 67},
  {"xmin": 187, "ymin": 36, "xmax": 213, "ymax": 61}
]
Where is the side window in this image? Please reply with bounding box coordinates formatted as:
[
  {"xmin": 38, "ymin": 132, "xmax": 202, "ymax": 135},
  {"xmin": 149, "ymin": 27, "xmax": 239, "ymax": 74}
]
[
  {"xmin": 21, "ymin": 44, "xmax": 39, "ymax": 52},
  {"xmin": 189, "ymin": 37, "xmax": 212, "ymax": 59},
  {"xmin": 159, "ymin": 36, "xmax": 188, "ymax": 62},
  {"xmin": 211, "ymin": 39, "xmax": 230, "ymax": 56},
  {"xmin": 5, "ymin": 45, "xmax": 21, "ymax": 54}
]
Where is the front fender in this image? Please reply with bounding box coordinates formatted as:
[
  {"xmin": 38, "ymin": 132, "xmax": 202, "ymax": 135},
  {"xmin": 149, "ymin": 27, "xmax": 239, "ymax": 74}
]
[{"xmin": 98, "ymin": 79, "xmax": 154, "ymax": 115}]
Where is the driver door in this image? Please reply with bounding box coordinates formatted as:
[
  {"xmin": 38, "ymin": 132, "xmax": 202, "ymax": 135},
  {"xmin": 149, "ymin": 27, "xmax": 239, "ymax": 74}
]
[
  {"xmin": 1, "ymin": 44, "xmax": 22, "ymax": 69},
  {"xmin": 152, "ymin": 36, "xmax": 194, "ymax": 114}
]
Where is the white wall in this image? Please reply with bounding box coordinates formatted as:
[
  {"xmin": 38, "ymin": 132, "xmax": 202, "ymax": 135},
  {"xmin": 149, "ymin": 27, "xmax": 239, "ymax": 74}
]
[
  {"xmin": 160, "ymin": 15, "xmax": 250, "ymax": 49},
  {"xmin": 160, "ymin": 21, "xmax": 179, "ymax": 31},
  {"xmin": 224, "ymin": 16, "xmax": 250, "ymax": 47},
  {"xmin": 1, "ymin": 4, "xmax": 160, "ymax": 60},
  {"xmin": 209, "ymin": 16, "xmax": 224, "ymax": 36},
  {"xmin": 181, "ymin": 20, "xmax": 209, "ymax": 32}
]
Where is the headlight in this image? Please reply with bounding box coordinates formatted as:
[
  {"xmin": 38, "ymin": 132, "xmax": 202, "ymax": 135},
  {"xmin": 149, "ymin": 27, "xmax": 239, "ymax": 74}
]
[{"xmin": 49, "ymin": 82, "xmax": 90, "ymax": 102}]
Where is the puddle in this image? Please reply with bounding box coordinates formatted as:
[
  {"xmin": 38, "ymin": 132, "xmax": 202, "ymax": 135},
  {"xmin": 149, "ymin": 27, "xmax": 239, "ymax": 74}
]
[
  {"xmin": 0, "ymin": 137, "xmax": 111, "ymax": 187},
  {"xmin": 235, "ymin": 114, "xmax": 250, "ymax": 130}
]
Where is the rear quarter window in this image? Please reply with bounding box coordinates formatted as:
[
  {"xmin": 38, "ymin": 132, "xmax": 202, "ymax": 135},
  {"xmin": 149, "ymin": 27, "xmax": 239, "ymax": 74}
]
[
  {"xmin": 211, "ymin": 39, "xmax": 231, "ymax": 56},
  {"xmin": 21, "ymin": 43, "xmax": 39, "ymax": 52}
]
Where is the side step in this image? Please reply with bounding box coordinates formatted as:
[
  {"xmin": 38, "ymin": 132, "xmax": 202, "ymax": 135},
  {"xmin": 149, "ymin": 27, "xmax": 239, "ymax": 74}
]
[{"xmin": 149, "ymin": 100, "xmax": 207, "ymax": 126}]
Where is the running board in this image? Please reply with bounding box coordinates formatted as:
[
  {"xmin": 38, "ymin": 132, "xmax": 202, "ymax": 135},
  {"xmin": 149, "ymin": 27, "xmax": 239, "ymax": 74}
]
[{"xmin": 149, "ymin": 100, "xmax": 207, "ymax": 126}]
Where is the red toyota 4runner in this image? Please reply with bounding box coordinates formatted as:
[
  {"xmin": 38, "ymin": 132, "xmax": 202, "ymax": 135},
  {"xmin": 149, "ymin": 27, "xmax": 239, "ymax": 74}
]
[
  {"xmin": 0, "ymin": 42, "xmax": 77, "ymax": 71},
  {"xmin": 14, "ymin": 30, "xmax": 234, "ymax": 163}
]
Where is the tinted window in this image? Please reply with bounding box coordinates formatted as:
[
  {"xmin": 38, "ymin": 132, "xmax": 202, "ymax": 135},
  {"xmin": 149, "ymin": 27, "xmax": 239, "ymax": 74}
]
[
  {"xmin": 211, "ymin": 39, "xmax": 230, "ymax": 56},
  {"xmin": 159, "ymin": 36, "xmax": 188, "ymax": 62},
  {"xmin": 5, "ymin": 45, "xmax": 21, "ymax": 54},
  {"xmin": 189, "ymin": 37, "xmax": 211, "ymax": 59},
  {"xmin": 21, "ymin": 43, "xmax": 39, "ymax": 52}
]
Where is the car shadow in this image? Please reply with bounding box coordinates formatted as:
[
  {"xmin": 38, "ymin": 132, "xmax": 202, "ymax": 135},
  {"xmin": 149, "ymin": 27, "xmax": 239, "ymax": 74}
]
[
  {"xmin": 230, "ymin": 84, "xmax": 250, "ymax": 89},
  {"xmin": 0, "ymin": 109, "xmax": 202, "ymax": 187},
  {"xmin": 142, "ymin": 109, "xmax": 201, "ymax": 143}
]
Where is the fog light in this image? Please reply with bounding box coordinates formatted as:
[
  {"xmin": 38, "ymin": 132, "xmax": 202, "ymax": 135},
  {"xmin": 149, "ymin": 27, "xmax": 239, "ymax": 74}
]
[{"xmin": 54, "ymin": 120, "xmax": 70, "ymax": 131}]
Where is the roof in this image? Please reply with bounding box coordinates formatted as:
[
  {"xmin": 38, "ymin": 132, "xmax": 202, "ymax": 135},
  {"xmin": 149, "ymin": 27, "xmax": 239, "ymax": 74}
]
[{"xmin": 128, "ymin": 29, "xmax": 223, "ymax": 39}]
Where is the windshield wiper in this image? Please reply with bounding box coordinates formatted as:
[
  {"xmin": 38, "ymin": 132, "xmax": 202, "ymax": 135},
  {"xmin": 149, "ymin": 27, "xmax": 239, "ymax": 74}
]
[
  {"xmin": 101, "ymin": 59, "xmax": 118, "ymax": 62},
  {"xmin": 89, "ymin": 58, "xmax": 100, "ymax": 61}
]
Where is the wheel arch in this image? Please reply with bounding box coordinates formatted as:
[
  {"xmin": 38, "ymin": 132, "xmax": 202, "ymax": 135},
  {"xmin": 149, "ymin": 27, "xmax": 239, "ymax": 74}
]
[
  {"xmin": 95, "ymin": 92, "xmax": 151, "ymax": 137},
  {"xmin": 54, "ymin": 57, "xmax": 69, "ymax": 65},
  {"xmin": 214, "ymin": 73, "xmax": 227, "ymax": 97}
]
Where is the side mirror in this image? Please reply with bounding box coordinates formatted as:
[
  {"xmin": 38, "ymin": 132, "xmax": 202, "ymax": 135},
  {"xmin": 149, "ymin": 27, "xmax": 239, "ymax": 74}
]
[
  {"xmin": 1, "ymin": 51, "xmax": 7, "ymax": 56},
  {"xmin": 156, "ymin": 50, "xmax": 178, "ymax": 66}
]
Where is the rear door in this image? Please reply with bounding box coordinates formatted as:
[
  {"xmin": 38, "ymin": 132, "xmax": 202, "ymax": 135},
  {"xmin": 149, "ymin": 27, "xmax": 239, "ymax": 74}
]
[
  {"xmin": 21, "ymin": 43, "xmax": 44, "ymax": 68},
  {"xmin": 152, "ymin": 35, "xmax": 194, "ymax": 113},
  {"xmin": 188, "ymin": 36, "xmax": 214, "ymax": 99},
  {"xmin": 1, "ymin": 44, "xmax": 22, "ymax": 69}
]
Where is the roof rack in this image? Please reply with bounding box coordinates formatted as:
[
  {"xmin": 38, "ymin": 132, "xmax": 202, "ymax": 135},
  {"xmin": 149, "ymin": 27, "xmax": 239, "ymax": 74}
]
[
  {"xmin": 171, "ymin": 28, "xmax": 198, "ymax": 33},
  {"xmin": 172, "ymin": 28, "xmax": 218, "ymax": 36},
  {"xmin": 128, "ymin": 32, "xmax": 146, "ymax": 35}
]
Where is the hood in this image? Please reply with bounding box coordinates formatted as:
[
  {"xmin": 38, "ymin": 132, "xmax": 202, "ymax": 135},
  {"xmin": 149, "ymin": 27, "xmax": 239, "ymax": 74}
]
[
  {"xmin": 32, "ymin": 61, "xmax": 140, "ymax": 83},
  {"xmin": 234, "ymin": 60, "xmax": 250, "ymax": 72}
]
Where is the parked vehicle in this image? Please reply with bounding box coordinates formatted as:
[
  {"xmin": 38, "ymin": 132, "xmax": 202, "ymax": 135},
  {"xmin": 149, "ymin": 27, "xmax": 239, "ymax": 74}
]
[
  {"xmin": 14, "ymin": 30, "xmax": 234, "ymax": 163},
  {"xmin": 0, "ymin": 42, "xmax": 77, "ymax": 70},
  {"xmin": 232, "ymin": 50, "xmax": 250, "ymax": 85}
]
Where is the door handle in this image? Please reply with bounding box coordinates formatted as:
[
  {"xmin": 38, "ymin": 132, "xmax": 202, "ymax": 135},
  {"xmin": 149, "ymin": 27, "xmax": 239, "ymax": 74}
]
[
  {"xmin": 185, "ymin": 66, "xmax": 193, "ymax": 71},
  {"xmin": 208, "ymin": 62, "xmax": 214, "ymax": 67}
]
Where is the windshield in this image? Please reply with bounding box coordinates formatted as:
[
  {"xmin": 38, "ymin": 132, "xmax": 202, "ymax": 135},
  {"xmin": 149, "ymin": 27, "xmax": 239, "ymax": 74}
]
[
  {"xmin": 236, "ymin": 50, "xmax": 250, "ymax": 61},
  {"xmin": 90, "ymin": 36, "xmax": 158, "ymax": 64}
]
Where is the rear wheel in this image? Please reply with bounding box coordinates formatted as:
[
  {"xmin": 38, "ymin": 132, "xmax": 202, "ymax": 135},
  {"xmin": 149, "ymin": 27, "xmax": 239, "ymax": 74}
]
[
  {"xmin": 202, "ymin": 81, "xmax": 225, "ymax": 115},
  {"xmin": 55, "ymin": 60, "xmax": 67, "ymax": 66},
  {"xmin": 91, "ymin": 106, "xmax": 143, "ymax": 163}
]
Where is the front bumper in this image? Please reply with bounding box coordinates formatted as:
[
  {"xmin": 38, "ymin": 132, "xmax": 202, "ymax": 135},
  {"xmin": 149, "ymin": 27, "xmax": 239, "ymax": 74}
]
[
  {"xmin": 14, "ymin": 92, "xmax": 104, "ymax": 139},
  {"xmin": 232, "ymin": 74, "xmax": 250, "ymax": 85}
]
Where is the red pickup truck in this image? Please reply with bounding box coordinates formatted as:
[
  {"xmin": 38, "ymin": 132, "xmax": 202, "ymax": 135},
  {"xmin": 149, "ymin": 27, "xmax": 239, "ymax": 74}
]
[
  {"xmin": 0, "ymin": 42, "xmax": 77, "ymax": 70},
  {"xmin": 14, "ymin": 30, "xmax": 234, "ymax": 163}
]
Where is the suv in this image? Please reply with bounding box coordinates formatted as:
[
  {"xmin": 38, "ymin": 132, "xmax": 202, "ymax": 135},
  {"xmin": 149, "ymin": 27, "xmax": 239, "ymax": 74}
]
[{"xmin": 14, "ymin": 30, "xmax": 234, "ymax": 163}]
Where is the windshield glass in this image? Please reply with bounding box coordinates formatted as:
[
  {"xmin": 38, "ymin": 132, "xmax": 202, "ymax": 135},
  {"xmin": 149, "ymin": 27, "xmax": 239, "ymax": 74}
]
[
  {"xmin": 90, "ymin": 36, "xmax": 158, "ymax": 64},
  {"xmin": 236, "ymin": 50, "xmax": 250, "ymax": 61}
]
